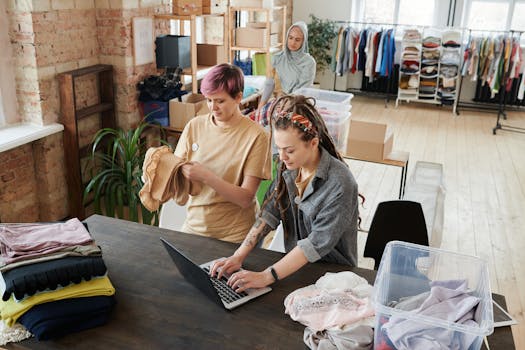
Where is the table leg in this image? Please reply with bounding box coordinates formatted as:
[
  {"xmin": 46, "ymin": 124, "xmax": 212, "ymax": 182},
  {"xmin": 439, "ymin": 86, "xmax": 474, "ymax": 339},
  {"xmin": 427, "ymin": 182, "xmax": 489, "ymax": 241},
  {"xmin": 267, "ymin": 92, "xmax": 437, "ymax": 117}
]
[
  {"xmin": 404, "ymin": 160, "xmax": 409, "ymax": 197},
  {"xmin": 399, "ymin": 161, "xmax": 408, "ymax": 199},
  {"xmin": 398, "ymin": 167, "xmax": 404, "ymax": 199}
]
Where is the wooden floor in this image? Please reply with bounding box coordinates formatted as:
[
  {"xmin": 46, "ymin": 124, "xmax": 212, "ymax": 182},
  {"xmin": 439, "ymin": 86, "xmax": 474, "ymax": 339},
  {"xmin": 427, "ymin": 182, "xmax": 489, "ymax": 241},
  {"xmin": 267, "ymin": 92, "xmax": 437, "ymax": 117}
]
[{"xmin": 348, "ymin": 96, "xmax": 525, "ymax": 348}]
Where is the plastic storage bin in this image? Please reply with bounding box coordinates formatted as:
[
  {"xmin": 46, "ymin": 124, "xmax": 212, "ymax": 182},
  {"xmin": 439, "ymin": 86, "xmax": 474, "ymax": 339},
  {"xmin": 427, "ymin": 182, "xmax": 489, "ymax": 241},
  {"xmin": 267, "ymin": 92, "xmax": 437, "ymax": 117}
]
[
  {"xmin": 143, "ymin": 100, "xmax": 169, "ymax": 127},
  {"xmin": 373, "ymin": 241, "xmax": 493, "ymax": 350},
  {"xmin": 294, "ymin": 87, "xmax": 353, "ymax": 112},
  {"xmin": 319, "ymin": 110, "xmax": 351, "ymax": 152}
]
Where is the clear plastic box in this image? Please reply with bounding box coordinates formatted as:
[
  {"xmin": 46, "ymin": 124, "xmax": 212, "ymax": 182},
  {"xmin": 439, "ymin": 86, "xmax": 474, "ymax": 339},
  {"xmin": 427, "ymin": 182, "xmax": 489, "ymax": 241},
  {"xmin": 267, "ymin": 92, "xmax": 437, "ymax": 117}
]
[
  {"xmin": 294, "ymin": 87, "xmax": 353, "ymax": 112},
  {"xmin": 319, "ymin": 110, "xmax": 351, "ymax": 152},
  {"xmin": 373, "ymin": 241, "xmax": 493, "ymax": 350}
]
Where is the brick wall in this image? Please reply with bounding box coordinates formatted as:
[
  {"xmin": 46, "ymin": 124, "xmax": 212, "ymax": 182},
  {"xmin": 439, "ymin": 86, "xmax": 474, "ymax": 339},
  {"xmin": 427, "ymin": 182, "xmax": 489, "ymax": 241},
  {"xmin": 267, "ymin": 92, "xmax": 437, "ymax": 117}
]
[
  {"xmin": 0, "ymin": 144, "xmax": 39, "ymax": 222},
  {"xmin": 1, "ymin": 0, "xmax": 170, "ymax": 222}
]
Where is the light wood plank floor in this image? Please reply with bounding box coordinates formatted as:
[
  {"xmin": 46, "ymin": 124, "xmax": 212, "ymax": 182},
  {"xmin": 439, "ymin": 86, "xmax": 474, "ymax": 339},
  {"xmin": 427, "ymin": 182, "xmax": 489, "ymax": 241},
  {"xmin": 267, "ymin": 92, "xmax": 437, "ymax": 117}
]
[{"xmin": 348, "ymin": 96, "xmax": 525, "ymax": 349}]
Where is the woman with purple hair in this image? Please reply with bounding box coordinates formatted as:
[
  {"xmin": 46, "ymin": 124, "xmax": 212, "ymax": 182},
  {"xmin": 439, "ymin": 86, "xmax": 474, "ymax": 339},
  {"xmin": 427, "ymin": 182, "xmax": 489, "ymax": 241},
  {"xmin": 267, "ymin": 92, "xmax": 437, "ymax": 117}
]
[{"xmin": 174, "ymin": 63, "xmax": 271, "ymax": 243}]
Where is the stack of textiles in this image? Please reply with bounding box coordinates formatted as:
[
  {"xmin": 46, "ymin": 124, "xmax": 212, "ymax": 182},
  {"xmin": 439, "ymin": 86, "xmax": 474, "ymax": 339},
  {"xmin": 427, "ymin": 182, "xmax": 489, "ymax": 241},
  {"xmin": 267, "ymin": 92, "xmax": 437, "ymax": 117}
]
[
  {"xmin": 437, "ymin": 30, "xmax": 462, "ymax": 105},
  {"xmin": 331, "ymin": 26, "xmax": 396, "ymax": 82},
  {"xmin": 398, "ymin": 29, "xmax": 422, "ymax": 97},
  {"xmin": 375, "ymin": 280, "xmax": 482, "ymax": 350},
  {"xmin": 462, "ymin": 34, "xmax": 524, "ymax": 101},
  {"xmin": 419, "ymin": 33, "xmax": 441, "ymax": 99},
  {"xmin": 285, "ymin": 271, "xmax": 375, "ymax": 350},
  {"xmin": 0, "ymin": 218, "xmax": 116, "ymax": 344}
]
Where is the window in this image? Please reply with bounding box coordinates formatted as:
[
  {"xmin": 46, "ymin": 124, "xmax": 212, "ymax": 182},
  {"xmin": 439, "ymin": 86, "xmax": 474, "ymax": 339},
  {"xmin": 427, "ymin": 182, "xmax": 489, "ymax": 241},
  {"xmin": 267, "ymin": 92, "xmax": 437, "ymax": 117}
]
[
  {"xmin": 510, "ymin": 1, "xmax": 525, "ymax": 30},
  {"xmin": 362, "ymin": 0, "xmax": 395, "ymax": 24},
  {"xmin": 398, "ymin": 0, "xmax": 437, "ymax": 26},
  {"xmin": 463, "ymin": 0, "xmax": 525, "ymax": 31},
  {"xmin": 355, "ymin": 0, "xmax": 441, "ymax": 26},
  {"xmin": 464, "ymin": 0, "xmax": 509, "ymax": 30}
]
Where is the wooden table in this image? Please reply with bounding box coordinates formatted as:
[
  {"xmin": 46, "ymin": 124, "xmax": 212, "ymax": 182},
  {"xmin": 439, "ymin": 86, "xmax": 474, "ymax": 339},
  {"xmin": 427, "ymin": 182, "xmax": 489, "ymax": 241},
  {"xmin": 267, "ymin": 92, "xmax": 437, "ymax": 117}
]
[
  {"xmin": 343, "ymin": 150, "xmax": 410, "ymax": 199},
  {"xmin": 7, "ymin": 215, "xmax": 515, "ymax": 349}
]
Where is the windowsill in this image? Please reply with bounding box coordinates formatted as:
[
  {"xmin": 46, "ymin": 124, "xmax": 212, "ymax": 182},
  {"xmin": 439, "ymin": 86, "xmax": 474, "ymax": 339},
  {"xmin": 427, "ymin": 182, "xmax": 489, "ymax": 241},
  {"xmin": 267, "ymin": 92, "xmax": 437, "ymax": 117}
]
[{"xmin": 0, "ymin": 123, "xmax": 64, "ymax": 153}]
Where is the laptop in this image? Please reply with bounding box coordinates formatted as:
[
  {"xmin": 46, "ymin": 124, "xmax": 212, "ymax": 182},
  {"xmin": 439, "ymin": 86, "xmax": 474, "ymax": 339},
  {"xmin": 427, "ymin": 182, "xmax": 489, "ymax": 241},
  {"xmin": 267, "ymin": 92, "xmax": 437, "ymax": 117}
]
[{"xmin": 160, "ymin": 237, "xmax": 272, "ymax": 310}]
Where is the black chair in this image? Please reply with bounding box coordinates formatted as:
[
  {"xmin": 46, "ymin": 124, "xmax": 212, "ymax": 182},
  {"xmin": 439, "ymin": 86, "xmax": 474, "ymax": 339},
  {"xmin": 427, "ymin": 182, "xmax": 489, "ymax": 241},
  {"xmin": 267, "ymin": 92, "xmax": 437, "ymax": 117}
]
[{"xmin": 364, "ymin": 200, "xmax": 429, "ymax": 270}]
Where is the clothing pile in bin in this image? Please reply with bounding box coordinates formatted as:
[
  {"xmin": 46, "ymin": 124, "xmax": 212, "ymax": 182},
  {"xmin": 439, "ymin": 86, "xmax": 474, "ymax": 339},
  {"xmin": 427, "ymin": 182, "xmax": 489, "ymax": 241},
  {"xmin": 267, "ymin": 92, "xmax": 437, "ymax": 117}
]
[
  {"xmin": 0, "ymin": 219, "xmax": 115, "ymax": 344},
  {"xmin": 137, "ymin": 72, "xmax": 187, "ymax": 103}
]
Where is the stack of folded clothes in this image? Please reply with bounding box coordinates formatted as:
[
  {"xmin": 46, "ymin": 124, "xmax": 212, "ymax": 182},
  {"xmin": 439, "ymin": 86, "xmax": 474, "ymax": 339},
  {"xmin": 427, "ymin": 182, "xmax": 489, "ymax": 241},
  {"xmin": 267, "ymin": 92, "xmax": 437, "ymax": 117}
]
[{"xmin": 0, "ymin": 218, "xmax": 116, "ymax": 343}]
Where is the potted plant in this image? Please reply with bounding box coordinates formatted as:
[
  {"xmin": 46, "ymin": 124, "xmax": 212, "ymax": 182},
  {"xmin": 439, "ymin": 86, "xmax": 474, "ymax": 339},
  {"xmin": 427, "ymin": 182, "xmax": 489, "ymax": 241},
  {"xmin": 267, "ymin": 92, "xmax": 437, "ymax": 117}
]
[
  {"xmin": 83, "ymin": 121, "xmax": 165, "ymax": 225},
  {"xmin": 307, "ymin": 14, "xmax": 337, "ymax": 77}
]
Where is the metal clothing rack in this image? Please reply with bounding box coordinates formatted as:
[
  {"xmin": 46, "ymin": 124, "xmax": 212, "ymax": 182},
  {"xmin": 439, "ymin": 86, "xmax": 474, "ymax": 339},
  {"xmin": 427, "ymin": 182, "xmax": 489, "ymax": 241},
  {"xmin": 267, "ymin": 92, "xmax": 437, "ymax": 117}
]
[
  {"xmin": 456, "ymin": 29, "xmax": 525, "ymax": 134},
  {"xmin": 331, "ymin": 21, "xmax": 403, "ymax": 107},
  {"xmin": 493, "ymin": 30, "xmax": 525, "ymax": 134}
]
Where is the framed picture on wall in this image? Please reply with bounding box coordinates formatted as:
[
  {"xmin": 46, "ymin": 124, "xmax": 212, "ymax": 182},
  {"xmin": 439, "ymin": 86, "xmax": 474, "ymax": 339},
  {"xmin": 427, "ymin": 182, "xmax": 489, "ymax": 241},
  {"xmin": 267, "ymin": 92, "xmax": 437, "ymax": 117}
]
[{"xmin": 132, "ymin": 17, "xmax": 154, "ymax": 66}]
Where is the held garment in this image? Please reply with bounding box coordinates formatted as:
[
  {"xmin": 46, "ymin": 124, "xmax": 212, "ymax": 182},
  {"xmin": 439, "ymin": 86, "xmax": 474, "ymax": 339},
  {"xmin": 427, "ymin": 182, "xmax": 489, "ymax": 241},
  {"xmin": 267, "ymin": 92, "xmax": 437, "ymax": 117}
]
[{"xmin": 140, "ymin": 145, "xmax": 202, "ymax": 211}]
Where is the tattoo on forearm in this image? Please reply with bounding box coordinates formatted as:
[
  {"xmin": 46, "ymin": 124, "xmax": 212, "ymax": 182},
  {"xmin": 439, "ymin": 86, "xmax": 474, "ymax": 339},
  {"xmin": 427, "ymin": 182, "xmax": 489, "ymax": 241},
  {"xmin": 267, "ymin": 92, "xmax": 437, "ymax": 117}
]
[{"xmin": 242, "ymin": 219, "xmax": 273, "ymax": 248}]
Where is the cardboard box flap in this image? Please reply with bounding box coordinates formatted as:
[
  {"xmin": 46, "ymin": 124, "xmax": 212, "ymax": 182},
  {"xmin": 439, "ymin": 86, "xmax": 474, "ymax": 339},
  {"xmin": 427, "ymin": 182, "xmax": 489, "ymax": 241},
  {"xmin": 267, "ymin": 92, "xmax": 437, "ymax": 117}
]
[
  {"xmin": 349, "ymin": 120, "xmax": 388, "ymax": 142},
  {"xmin": 169, "ymin": 93, "xmax": 209, "ymax": 130},
  {"xmin": 182, "ymin": 93, "xmax": 206, "ymax": 104}
]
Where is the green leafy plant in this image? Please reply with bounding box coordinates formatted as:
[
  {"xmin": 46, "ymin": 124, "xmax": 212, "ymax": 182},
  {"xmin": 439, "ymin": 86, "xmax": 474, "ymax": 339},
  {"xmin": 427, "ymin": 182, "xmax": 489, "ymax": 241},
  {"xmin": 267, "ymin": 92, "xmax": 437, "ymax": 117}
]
[
  {"xmin": 83, "ymin": 121, "xmax": 164, "ymax": 225},
  {"xmin": 307, "ymin": 14, "xmax": 337, "ymax": 74}
]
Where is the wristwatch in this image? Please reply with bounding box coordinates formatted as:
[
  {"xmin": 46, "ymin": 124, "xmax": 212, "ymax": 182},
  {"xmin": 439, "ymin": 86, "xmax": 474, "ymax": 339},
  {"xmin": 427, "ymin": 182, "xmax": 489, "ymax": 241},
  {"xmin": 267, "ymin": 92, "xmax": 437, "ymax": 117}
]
[{"xmin": 269, "ymin": 266, "xmax": 279, "ymax": 282}]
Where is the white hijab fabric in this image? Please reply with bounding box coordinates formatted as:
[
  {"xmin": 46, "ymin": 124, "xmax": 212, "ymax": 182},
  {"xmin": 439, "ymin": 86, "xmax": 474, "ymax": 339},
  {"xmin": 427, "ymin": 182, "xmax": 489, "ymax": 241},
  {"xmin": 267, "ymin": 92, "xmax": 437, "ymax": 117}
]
[{"xmin": 272, "ymin": 21, "xmax": 316, "ymax": 94}]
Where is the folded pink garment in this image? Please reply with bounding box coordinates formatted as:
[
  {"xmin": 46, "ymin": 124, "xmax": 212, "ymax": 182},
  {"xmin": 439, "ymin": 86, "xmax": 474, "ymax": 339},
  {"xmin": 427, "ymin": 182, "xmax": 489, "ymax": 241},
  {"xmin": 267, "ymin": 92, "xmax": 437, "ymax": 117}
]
[
  {"xmin": 0, "ymin": 218, "xmax": 93, "ymax": 264},
  {"xmin": 285, "ymin": 285, "xmax": 375, "ymax": 332}
]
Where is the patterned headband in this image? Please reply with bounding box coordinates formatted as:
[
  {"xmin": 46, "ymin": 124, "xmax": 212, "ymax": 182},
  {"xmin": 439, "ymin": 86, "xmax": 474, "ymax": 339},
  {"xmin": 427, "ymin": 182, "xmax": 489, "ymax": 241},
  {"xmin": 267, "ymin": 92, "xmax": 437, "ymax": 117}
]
[{"xmin": 273, "ymin": 111, "xmax": 318, "ymax": 136}]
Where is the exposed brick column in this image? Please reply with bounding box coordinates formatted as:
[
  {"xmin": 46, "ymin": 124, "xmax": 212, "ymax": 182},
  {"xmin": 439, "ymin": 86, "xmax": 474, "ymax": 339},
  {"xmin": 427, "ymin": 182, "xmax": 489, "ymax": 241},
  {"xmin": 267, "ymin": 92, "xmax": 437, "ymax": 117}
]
[
  {"xmin": 0, "ymin": 145, "xmax": 39, "ymax": 222},
  {"xmin": 33, "ymin": 133, "xmax": 69, "ymax": 221},
  {"xmin": 96, "ymin": 0, "xmax": 170, "ymax": 129}
]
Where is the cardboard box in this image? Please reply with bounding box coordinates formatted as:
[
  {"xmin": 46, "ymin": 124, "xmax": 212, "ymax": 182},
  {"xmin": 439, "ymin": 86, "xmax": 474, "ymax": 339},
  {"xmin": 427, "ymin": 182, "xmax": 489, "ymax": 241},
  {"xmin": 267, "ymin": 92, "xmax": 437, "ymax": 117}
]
[
  {"xmin": 235, "ymin": 27, "xmax": 278, "ymax": 47},
  {"xmin": 230, "ymin": 0, "xmax": 274, "ymax": 7},
  {"xmin": 173, "ymin": 0, "xmax": 202, "ymax": 15},
  {"xmin": 197, "ymin": 44, "xmax": 227, "ymax": 66},
  {"xmin": 247, "ymin": 21, "xmax": 280, "ymax": 34},
  {"xmin": 346, "ymin": 120, "xmax": 394, "ymax": 162},
  {"xmin": 203, "ymin": 16, "xmax": 224, "ymax": 44},
  {"xmin": 202, "ymin": 0, "xmax": 227, "ymax": 13},
  {"xmin": 230, "ymin": 0, "xmax": 262, "ymax": 7},
  {"xmin": 169, "ymin": 93, "xmax": 210, "ymax": 130}
]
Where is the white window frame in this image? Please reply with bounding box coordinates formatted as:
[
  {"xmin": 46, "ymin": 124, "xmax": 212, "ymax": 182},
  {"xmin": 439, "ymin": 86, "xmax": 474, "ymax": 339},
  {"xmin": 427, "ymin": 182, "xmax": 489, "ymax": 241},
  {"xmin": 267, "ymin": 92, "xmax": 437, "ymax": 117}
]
[
  {"xmin": 0, "ymin": 1, "xmax": 17, "ymax": 127},
  {"xmin": 461, "ymin": 0, "xmax": 524, "ymax": 31}
]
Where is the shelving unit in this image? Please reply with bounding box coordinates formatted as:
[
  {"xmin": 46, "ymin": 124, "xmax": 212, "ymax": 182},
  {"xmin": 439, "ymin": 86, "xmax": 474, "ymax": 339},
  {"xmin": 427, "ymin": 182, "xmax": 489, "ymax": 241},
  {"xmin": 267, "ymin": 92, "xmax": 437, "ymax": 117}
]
[
  {"xmin": 438, "ymin": 29, "xmax": 462, "ymax": 114},
  {"xmin": 227, "ymin": 6, "xmax": 286, "ymax": 77},
  {"xmin": 396, "ymin": 27, "xmax": 462, "ymax": 114},
  {"xmin": 58, "ymin": 64, "xmax": 116, "ymax": 220},
  {"xmin": 397, "ymin": 29, "xmax": 422, "ymax": 104},
  {"xmin": 155, "ymin": 13, "xmax": 228, "ymax": 93},
  {"xmin": 419, "ymin": 28, "xmax": 441, "ymax": 102}
]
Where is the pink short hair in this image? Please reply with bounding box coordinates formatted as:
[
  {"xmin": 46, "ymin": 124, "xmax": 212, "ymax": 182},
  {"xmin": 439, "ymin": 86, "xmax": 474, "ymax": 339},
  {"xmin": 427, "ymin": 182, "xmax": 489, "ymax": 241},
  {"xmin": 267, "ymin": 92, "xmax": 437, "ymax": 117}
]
[{"xmin": 200, "ymin": 63, "xmax": 244, "ymax": 99}]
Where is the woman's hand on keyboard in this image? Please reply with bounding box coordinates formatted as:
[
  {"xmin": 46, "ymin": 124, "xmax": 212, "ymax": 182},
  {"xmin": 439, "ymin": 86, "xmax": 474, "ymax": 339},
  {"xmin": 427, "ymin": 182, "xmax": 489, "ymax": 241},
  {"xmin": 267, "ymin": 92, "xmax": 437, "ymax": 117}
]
[
  {"xmin": 228, "ymin": 269, "xmax": 273, "ymax": 293},
  {"xmin": 210, "ymin": 255, "xmax": 242, "ymax": 280}
]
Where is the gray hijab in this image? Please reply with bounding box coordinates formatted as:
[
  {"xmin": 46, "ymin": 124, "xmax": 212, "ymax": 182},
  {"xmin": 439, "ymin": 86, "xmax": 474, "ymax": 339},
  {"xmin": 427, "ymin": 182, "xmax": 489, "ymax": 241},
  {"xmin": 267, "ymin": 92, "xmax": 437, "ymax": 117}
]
[{"xmin": 272, "ymin": 21, "xmax": 316, "ymax": 94}]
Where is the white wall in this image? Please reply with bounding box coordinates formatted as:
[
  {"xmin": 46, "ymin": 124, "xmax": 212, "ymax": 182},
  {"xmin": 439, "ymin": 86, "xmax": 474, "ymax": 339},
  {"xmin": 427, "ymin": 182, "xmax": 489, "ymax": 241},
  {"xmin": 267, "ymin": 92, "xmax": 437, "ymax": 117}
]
[{"xmin": 292, "ymin": 0, "xmax": 352, "ymax": 23}]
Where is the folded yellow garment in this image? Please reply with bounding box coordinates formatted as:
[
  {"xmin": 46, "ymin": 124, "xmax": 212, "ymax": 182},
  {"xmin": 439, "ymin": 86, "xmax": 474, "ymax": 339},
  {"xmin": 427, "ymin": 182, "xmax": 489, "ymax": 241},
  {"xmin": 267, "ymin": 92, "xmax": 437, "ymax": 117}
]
[{"xmin": 0, "ymin": 276, "xmax": 115, "ymax": 327}]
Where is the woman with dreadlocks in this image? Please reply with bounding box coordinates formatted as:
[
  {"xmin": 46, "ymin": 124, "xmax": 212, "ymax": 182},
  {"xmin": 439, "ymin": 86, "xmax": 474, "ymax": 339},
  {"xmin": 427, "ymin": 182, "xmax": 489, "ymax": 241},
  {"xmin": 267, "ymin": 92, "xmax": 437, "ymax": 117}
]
[{"xmin": 210, "ymin": 94, "xmax": 359, "ymax": 292}]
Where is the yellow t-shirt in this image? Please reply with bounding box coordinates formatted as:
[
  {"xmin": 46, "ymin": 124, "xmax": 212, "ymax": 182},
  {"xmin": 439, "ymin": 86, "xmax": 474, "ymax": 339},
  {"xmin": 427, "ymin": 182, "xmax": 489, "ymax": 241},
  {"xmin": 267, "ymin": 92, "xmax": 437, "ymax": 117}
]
[{"xmin": 175, "ymin": 113, "xmax": 271, "ymax": 243}]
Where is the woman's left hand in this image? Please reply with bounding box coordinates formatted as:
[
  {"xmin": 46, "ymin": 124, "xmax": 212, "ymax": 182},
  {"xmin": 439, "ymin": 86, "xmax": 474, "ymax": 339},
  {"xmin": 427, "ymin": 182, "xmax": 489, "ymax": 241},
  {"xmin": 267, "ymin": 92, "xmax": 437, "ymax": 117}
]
[
  {"xmin": 181, "ymin": 161, "xmax": 213, "ymax": 183},
  {"xmin": 227, "ymin": 269, "xmax": 273, "ymax": 293}
]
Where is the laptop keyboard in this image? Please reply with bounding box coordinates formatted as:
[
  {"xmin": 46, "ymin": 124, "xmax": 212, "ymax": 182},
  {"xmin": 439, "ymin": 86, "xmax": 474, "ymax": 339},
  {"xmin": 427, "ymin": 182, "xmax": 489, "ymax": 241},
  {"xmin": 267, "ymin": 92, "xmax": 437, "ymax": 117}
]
[{"xmin": 202, "ymin": 266, "xmax": 248, "ymax": 303}]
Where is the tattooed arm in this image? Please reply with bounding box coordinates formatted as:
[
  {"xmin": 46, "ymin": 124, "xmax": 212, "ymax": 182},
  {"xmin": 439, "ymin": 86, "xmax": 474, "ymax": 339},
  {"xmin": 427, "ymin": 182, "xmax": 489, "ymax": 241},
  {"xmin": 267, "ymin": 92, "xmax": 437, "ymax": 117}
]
[
  {"xmin": 210, "ymin": 218, "xmax": 274, "ymax": 279},
  {"xmin": 240, "ymin": 217, "xmax": 274, "ymax": 251}
]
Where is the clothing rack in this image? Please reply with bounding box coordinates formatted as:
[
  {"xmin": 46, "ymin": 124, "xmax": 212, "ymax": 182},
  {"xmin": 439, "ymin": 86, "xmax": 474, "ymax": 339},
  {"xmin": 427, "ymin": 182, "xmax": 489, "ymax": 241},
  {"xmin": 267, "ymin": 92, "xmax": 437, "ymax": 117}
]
[
  {"xmin": 331, "ymin": 21, "xmax": 404, "ymax": 106},
  {"xmin": 493, "ymin": 30, "xmax": 525, "ymax": 134},
  {"xmin": 456, "ymin": 29, "xmax": 525, "ymax": 135}
]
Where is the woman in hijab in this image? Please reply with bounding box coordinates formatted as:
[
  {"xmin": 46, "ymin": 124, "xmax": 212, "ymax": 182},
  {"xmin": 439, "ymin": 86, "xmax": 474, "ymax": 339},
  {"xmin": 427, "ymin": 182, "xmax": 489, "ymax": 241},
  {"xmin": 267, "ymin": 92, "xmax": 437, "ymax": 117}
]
[{"xmin": 271, "ymin": 21, "xmax": 317, "ymax": 95}]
